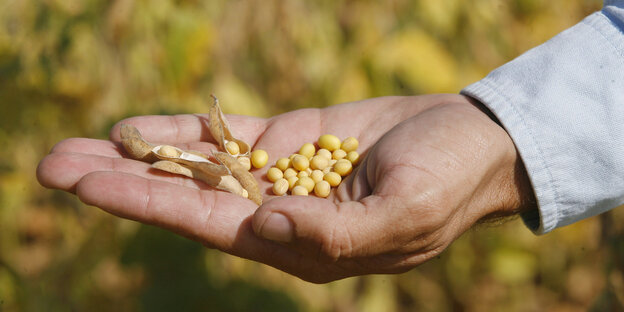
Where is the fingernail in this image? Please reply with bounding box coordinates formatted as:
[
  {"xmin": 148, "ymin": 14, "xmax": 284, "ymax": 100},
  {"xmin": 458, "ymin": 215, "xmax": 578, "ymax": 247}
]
[{"xmin": 260, "ymin": 213, "xmax": 294, "ymax": 242}]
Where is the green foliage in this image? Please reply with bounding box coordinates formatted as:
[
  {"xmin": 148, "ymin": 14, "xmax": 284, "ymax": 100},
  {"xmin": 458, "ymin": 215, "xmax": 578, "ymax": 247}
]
[{"xmin": 1, "ymin": 0, "xmax": 623, "ymax": 311}]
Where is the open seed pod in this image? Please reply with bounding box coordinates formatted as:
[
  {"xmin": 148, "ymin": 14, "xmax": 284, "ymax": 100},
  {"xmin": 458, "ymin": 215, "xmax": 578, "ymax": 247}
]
[
  {"xmin": 213, "ymin": 151, "xmax": 262, "ymax": 205},
  {"xmin": 208, "ymin": 95, "xmax": 251, "ymax": 157},
  {"xmin": 120, "ymin": 124, "xmax": 250, "ymax": 200},
  {"xmin": 120, "ymin": 124, "xmax": 158, "ymax": 163},
  {"xmin": 152, "ymin": 161, "xmax": 248, "ymax": 198}
]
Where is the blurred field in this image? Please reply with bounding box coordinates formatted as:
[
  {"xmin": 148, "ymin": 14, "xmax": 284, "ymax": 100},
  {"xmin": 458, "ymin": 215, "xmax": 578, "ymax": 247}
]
[{"xmin": 1, "ymin": 0, "xmax": 623, "ymax": 311}]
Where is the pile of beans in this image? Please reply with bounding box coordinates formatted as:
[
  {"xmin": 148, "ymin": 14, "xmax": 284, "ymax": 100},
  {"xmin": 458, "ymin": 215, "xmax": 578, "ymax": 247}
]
[{"xmin": 265, "ymin": 134, "xmax": 360, "ymax": 197}]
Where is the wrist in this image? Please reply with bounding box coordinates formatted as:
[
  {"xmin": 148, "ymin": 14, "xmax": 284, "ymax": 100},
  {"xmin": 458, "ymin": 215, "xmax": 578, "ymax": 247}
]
[{"xmin": 462, "ymin": 95, "xmax": 537, "ymax": 220}]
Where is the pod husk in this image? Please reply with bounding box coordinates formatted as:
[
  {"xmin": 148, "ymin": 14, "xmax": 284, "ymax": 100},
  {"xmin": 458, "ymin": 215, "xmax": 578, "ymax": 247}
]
[
  {"xmin": 120, "ymin": 124, "xmax": 158, "ymax": 162},
  {"xmin": 152, "ymin": 161, "xmax": 246, "ymax": 197},
  {"xmin": 120, "ymin": 120, "xmax": 261, "ymax": 204},
  {"xmin": 208, "ymin": 95, "xmax": 251, "ymax": 157},
  {"xmin": 213, "ymin": 151, "xmax": 262, "ymax": 205}
]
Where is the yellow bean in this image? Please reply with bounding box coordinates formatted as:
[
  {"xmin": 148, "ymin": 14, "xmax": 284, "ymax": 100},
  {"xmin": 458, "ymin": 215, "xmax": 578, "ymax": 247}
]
[
  {"xmin": 272, "ymin": 178, "xmax": 288, "ymax": 196},
  {"xmin": 316, "ymin": 148, "xmax": 332, "ymax": 160},
  {"xmin": 332, "ymin": 149, "xmax": 347, "ymax": 160},
  {"xmin": 314, "ymin": 180, "xmax": 331, "ymax": 198},
  {"xmin": 275, "ymin": 157, "xmax": 291, "ymax": 171},
  {"xmin": 341, "ymin": 137, "xmax": 359, "ymax": 153},
  {"xmin": 158, "ymin": 145, "xmax": 180, "ymax": 157},
  {"xmin": 226, "ymin": 141, "xmax": 240, "ymax": 155},
  {"xmin": 346, "ymin": 151, "xmax": 359, "ymax": 165},
  {"xmin": 333, "ymin": 159, "xmax": 353, "ymax": 176},
  {"xmin": 299, "ymin": 143, "xmax": 316, "ymax": 159},
  {"xmin": 292, "ymin": 155, "xmax": 310, "ymax": 171},
  {"xmin": 283, "ymin": 168, "xmax": 298, "ymax": 179},
  {"xmin": 292, "ymin": 185, "xmax": 308, "ymax": 196},
  {"xmin": 322, "ymin": 167, "xmax": 331, "ymax": 175},
  {"xmin": 318, "ymin": 134, "xmax": 341, "ymax": 151},
  {"xmin": 297, "ymin": 170, "xmax": 309, "ymax": 178},
  {"xmin": 287, "ymin": 176, "xmax": 299, "ymax": 190},
  {"xmin": 310, "ymin": 170, "xmax": 324, "ymax": 183},
  {"xmin": 267, "ymin": 167, "xmax": 283, "ymax": 182},
  {"xmin": 329, "ymin": 159, "xmax": 337, "ymax": 167},
  {"xmin": 250, "ymin": 149, "xmax": 268, "ymax": 168},
  {"xmin": 310, "ymin": 155, "xmax": 329, "ymax": 170},
  {"xmin": 296, "ymin": 176, "xmax": 315, "ymax": 192},
  {"xmin": 323, "ymin": 172, "xmax": 342, "ymax": 187}
]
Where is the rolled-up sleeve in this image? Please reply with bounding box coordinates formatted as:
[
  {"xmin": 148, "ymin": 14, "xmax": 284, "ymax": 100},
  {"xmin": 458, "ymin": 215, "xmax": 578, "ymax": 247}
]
[{"xmin": 461, "ymin": 1, "xmax": 624, "ymax": 234}]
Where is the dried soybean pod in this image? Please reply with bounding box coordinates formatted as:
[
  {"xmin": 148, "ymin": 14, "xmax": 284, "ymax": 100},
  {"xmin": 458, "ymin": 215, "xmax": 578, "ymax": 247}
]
[
  {"xmin": 152, "ymin": 160, "xmax": 194, "ymax": 178},
  {"xmin": 237, "ymin": 156, "xmax": 252, "ymax": 171},
  {"xmin": 152, "ymin": 161, "xmax": 247, "ymax": 198},
  {"xmin": 208, "ymin": 95, "xmax": 251, "ymax": 156},
  {"xmin": 120, "ymin": 124, "xmax": 158, "ymax": 162},
  {"xmin": 214, "ymin": 151, "xmax": 262, "ymax": 205}
]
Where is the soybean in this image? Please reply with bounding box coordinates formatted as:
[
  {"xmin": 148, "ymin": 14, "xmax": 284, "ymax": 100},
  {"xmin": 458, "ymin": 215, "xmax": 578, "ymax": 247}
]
[
  {"xmin": 324, "ymin": 172, "xmax": 342, "ymax": 187},
  {"xmin": 275, "ymin": 157, "xmax": 291, "ymax": 171},
  {"xmin": 299, "ymin": 143, "xmax": 316, "ymax": 159},
  {"xmin": 267, "ymin": 167, "xmax": 283, "ymax": 182},
  {"xmin": 283, "ymin": 168, "xmax": 298, "ymax": 179},
  {"xmin": 250, "ymin": 150, "xmax": 269, "ymax": 169},
  {"xmin": 314, "ymin": 180, "xmax": 331, "ymax": 198},
  {"xmin": 341, "ymin": 137, "xmax": 359, "ymax": 153},
  {"xmin": 292, "ymin": 154, "xmax": 310, "ymax": 171},
  {"xmin": 292, "ymin": 185, "xmax": 309, "ymax": 196},
  {"xmin": 310, "ymin": 170, "xmax": 324, "ymax": 183},
  {"xmin": 332, "ymin": 149, "xmax": 347, "ymax": 160},
  {"xmin": 346, "ymin": 151, "xmax": 359, "ymax": 165},
  {"xmin": 272, "ymin": 178, "xmax": 289, "ymax": 196},
  {"xmin": 158, "ymin": 145, "xmax": 180, "ymax": 158},
  {"xmin": 226, "ymin": 141, "xmax": 240, "ymax": 155},
  {"xmin": 310, "ymin": 155, "xmax": 329, "ymax": 170},
  {"xmin": 296, "ymin": 176, "xmax": 315, "ymax": 192},
  {"xmin": 316, "ymin": 148, "xmax": 332, "ymax": 160},
  {"xmin": 318, "ymin": 134, "xmax": 341, "ymax": 151},
  {"xmin": 333, "ymin": 159, "xmax": 353, "ymax": 176},
  {"xmin": 287, "ymin": 176, "xmax": 299, "ymax": 190}
]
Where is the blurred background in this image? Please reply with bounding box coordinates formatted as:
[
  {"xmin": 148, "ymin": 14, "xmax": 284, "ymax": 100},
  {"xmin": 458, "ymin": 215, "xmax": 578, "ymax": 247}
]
[{"xmin": 1, "ymin": 0, "xmax": 623, "ymax": 311}]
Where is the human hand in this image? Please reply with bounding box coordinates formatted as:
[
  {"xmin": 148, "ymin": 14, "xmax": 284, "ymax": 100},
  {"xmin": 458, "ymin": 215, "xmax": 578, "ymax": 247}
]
[{"xmin": 37, "ymin": 94, "xmax": 534, "ymax": 283}]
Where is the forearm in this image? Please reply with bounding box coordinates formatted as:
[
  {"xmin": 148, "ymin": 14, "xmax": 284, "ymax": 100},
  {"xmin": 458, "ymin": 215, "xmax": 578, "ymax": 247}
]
[{"xmin": 462, "ymin": 1, "xmax": 624, "ymax": 234}]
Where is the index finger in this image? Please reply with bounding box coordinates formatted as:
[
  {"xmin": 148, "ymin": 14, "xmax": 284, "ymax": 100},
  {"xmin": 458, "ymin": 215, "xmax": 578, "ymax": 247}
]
[{"xmin": 109, "ymin": 114, "xmax": 268, "ymax": 145}]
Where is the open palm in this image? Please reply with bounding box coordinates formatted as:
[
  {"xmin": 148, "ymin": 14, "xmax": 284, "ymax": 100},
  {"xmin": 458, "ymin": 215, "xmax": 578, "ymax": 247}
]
[{"xmin": 37, "ymin": 94, "xmax": 533, "ymax": 282}]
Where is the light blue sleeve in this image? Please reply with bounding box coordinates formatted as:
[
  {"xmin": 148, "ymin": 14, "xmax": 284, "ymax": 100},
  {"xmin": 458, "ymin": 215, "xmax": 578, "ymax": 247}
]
[{"xmin": 461, "ymin": 1, "xmax": 624, "ymax": 234}]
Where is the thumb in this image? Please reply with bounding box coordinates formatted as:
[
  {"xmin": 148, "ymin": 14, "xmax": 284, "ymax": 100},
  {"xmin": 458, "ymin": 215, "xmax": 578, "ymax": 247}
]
[{"xmin": 252, "ymin": 195, "xmax": 406, "ymax": 262}]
